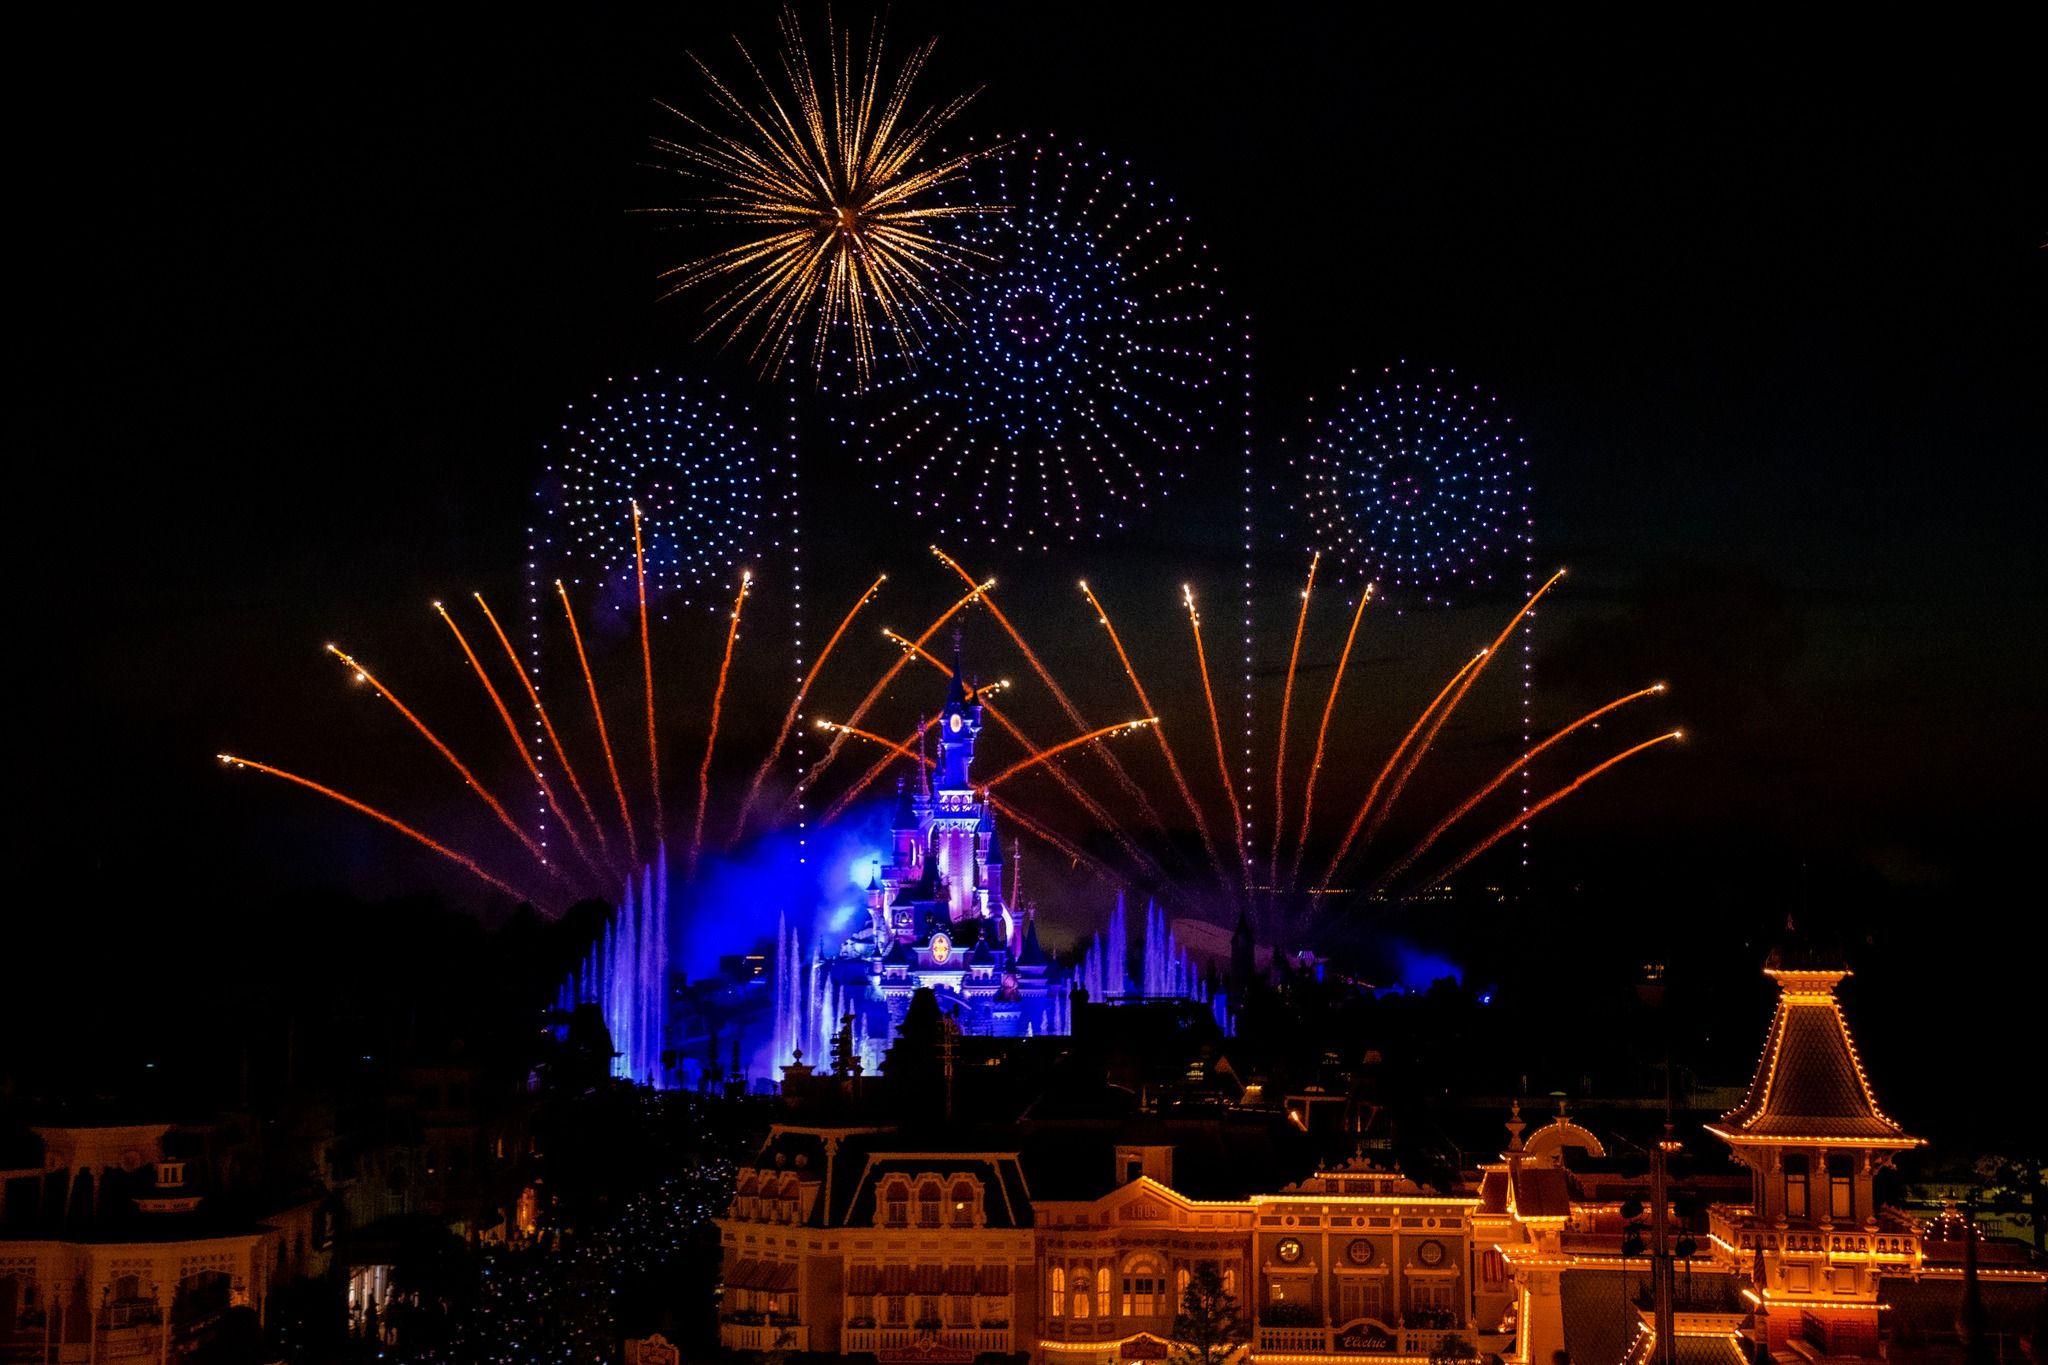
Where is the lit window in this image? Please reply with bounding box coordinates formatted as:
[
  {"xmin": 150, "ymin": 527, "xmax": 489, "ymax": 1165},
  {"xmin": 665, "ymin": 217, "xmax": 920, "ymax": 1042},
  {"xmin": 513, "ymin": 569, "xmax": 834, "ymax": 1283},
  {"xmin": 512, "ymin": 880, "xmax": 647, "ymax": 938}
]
[
  {"xmin": 1784, "ymin": 1154, "xmax": 1810, "ymax": 1221},
  {"xmin": 1051, "ymin": 1268, "xmax": 1065, "ymax": 1318},
  {"xmin": 951, "ymin": 1180, "xmax": 976, "ymax": 1227},
  {"xmin": 1828, "ymin": 1155, "xmax": 1853, "ymax": 1220},
  {"xmin": 1073, "ymin": 1272, "xmax": 1091, "ymax": 1319}
]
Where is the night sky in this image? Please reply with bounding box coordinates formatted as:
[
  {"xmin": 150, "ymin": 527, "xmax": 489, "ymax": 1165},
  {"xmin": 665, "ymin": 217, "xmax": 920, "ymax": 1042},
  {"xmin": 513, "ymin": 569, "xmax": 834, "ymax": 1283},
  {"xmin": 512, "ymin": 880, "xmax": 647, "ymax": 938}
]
[{"xmin": 18, "ymin": 7, "xmax": 2045, "ymax": 1098}]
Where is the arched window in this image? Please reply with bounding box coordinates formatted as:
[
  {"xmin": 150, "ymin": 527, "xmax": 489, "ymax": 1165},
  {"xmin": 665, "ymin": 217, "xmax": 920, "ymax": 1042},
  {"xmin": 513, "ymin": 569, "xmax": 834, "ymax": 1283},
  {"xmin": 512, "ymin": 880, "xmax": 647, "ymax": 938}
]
[
  {"xmin": 1176, "ymin": 1267, "xmax": 1191, "ymax": 1304},
  {"xmin": 1072, "ymin": 1271, "xmax": 1092, "ymax": 1319},
  {"xmin": 1050, "ymin": 1268, "xmax": 1066, "ymax": 1318},
  {"xmin": 884, "ymin": 1179, "xmax": 910, "ymax": 1227},
  {"xmin": 951, "ymin": 1179, "xmax": 976, "ymax": 1227},
  {"xmin": 1223, "ymin": 1266, "xmax": 1237, "ymax": 1298},
  {"xmin": 1122, "ymin": 1254, "xmax": 1167, "ymax": 1317},
  {"xmin": 918, "ymin": 1180, "xmax": 942, "ymax": 1228}
]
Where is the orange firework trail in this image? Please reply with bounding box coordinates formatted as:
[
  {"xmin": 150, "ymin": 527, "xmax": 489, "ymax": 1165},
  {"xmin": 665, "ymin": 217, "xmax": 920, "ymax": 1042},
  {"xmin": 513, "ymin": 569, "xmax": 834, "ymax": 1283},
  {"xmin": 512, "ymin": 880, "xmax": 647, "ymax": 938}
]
[
  {"xmin": 558, "ymin": 579, "xmax": 638, "ymax": 866},
  {"xmin": 1078, "ymin": 580, "xmax": 1228, "ymax": 894},
  {"xmin": 633, "ymin": 503, "xmax": 663, "ymax": 845},
  {"xmin": 325, "ymin": 644, "xmax": 563, "ymax": 884},
  {"xmin": 817, "ymin": 713, "xmax": 940, "ymax": 826},
  {"xmin": 691, "ymin": 571, "xmax": 751, "ymax": 875},
  {"xmin": 1318, "ymin": 650, "xmax": 1483, "ymax": 891},
  {"xmin": 735, "ymin": 572, "xmax": 886, "ymax": 844},
  {"xmin": 812, "ymin": 720, "xmax": 1114, "ymax": 882},
  {"xmin": 981, "ymin": 719, "xmax": 1157, "ymax": 790},
  {"xmin": 1375, "ymin": 683, "xmax": 1666, "ymax": 891},
  {"xmin": 1184, "ymin": 584, "xmax": 1249, "ymax": 895},
  {"xmin": 473, "ymin": 592, "xmax": 614, "ymax": 870},
  {"xmin": 219, "ymin": 755, "xmax": 531, "ymax": 903},
  {"xmin": 792, "ymin": 577, "xmax": 992, "ymax": 805},
  {"xmin": 1359, "ymin": 568, "xmax": 1567, "ymax": 853},
  {"xmin": 934, "ymin": 546, "xmax": 1166, "ymax": 831},
  {"xmin": 1288, "ymin": 583, "xmax": 1373, "ymax": 890},
  {"xmin": 1421, "ymin": 731, "xmax": 1684, "ymax": 891},
  {"xmin": 435, "ymin": 601, "xmax": 601, "ymax": 880},
  {"xmin": 1268, "ymin": 551, "xmax": 1319, "ymax": 891}
]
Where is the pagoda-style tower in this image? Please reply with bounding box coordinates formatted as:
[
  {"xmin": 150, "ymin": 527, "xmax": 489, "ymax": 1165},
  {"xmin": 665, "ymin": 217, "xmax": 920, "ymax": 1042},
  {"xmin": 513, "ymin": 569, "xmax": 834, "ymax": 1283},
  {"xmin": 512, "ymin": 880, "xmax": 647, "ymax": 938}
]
[{"xmin": 1704, "ymin": 948, "xmax": 1925, "ymax": 1361}]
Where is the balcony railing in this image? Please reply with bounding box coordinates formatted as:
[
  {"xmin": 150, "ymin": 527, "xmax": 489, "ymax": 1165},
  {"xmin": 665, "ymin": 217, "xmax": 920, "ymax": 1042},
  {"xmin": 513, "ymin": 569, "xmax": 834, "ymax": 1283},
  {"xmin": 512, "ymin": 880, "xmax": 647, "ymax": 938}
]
[
  {"xmin": 719, "ymin": 1321, "xmax": 810, "ymax": 1353},
  {"xmin": 1708, "ymin": 1203, "xmax": 1922, "ymax": 1263},
  {"xmin": 843, "ymin": 1325, "xmax": 1012, "ymax": 1355},
  {"xmin": 1253, "ymin": 1325, "xmax": 1458, "ymax": 1355}
]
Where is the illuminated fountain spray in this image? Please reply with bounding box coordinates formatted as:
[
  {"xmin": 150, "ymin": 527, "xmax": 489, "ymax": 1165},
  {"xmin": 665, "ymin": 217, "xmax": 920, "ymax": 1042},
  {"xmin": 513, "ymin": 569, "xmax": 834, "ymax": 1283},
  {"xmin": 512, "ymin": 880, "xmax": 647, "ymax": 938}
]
[
  {"xmin": 1073, "ymin": 893, "xmax": 1233, "ymax": 1035},
  {"xmin": 557, "ymin": 847, "xmax": 673, "ymax": 1088}
]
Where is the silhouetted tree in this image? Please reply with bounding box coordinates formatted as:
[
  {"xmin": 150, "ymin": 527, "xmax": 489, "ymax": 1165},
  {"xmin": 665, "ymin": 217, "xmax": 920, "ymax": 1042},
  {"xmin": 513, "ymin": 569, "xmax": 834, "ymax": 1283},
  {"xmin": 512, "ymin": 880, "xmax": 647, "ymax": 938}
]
[{"xmin": 1171, "ymin": 1263, "xmax": 1247, "ymax": 1365}]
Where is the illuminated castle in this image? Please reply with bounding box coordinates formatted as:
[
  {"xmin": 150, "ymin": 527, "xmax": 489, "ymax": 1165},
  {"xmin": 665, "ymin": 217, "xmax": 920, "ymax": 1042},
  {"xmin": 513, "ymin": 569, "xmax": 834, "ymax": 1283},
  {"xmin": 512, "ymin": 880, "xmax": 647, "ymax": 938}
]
[
  {"xmin": 787, "ymin": 640, "xmax": 1071, "ymax": 1070},
  {"xmin": 770, "ymin": 640, "xmax": 1227, "ymax": 1077}
]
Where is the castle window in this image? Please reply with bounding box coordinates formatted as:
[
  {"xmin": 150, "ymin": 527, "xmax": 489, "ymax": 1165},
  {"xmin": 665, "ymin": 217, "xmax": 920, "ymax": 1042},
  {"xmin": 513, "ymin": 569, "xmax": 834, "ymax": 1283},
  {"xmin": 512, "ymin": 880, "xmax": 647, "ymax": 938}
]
[
  {"xmin": 884, "ymin": 1179, "xmax": 910, "ymax": 1227},
  {"xmin": 1050, "ymin": 1267, "xmax": 1065, "ymax": 1317},
  {"xmin": 1828, "ymin": 1155, "xmax": 1853, "ymax": 1220},
  {"xmin": 951, "ymin": 1179, "xmax": 976, "ymax": 1227},
  {"xmin": 918, "ymin": 1180, "xmax": 942, "ymax": 1227},
  {"xmin": 1784, "ymin": 1154, "xmax": 1810, "ymax": 1220}
]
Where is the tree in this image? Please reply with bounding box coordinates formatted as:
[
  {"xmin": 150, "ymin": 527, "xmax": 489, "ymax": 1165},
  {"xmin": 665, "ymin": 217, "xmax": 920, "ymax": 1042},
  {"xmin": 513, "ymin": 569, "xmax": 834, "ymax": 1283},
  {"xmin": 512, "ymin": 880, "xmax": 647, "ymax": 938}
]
[
  {"xmin": 1171, "ymin": 1264, "xmax": 1248, "ymax": 1365},
  {"xmin": 1429, "ymin": 1335, "xmax": 1480, "ymax": 1365},
  {"xmin": 1974, "ymin": 1152, "xmax": 2045, "ymax": 1253}
]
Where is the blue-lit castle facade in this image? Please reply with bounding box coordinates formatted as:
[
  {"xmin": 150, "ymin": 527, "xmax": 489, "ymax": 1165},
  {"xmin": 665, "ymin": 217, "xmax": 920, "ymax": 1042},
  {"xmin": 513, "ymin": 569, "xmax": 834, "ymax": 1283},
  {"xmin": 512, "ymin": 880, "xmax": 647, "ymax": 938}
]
[
  {"xmin": 773, "ymin": 645, "xmax": 1071, "ymax": 1075},
  {"xmin": 565, "ymin": 643, "xmax": 1228, "ymax": 1088}
]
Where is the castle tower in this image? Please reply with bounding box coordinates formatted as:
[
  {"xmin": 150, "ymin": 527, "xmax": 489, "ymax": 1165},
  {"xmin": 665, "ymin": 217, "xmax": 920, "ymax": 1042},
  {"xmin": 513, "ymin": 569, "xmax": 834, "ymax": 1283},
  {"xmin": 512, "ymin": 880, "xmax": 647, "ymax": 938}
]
[{"xmin": 1704, "ymin": 947, "xmax": 1925, "ymax": 1361}]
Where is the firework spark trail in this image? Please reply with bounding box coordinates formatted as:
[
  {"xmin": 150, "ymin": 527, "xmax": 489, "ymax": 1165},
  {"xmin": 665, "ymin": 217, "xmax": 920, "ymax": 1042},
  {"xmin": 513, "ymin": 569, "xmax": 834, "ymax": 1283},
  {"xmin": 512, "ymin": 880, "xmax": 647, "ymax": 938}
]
[
  {"xmin": 789, "ymin": 577, "xmax": 992, "ymax": 808},
  {"xmin": 1376, "ymin": 684, "xmax": 1666, "ymax": 891},
  {"xmin": 1421, "ymin": 731, "xmax": 1684, "ymax": 891},
  {"xmin": 1288, "ymin": 584, "xmax": 1374, "ymax": 890},
  {"xmin": 989, "ymin": 796, "xmax": 1116, "ymax": 886},
  {"xmin": 933, "ymin": 546, "xmax": 1168, "ymax": 833},
  {"xmin": 982, "ymin": 719, "xmax": 1157, "ymax": 790},
  {"xmin": 1078, "ymin": 580, "xmax": 1230, "ymax": 899},
  {"xmin": 634, "ymin": 503, "xmax": 664, "ymax": 846},
  {"xmin": 475, "ymin": 592, "xmax": 615, "ymax": 871},
  {"xmin": 1358, "ymin": 568, "xmax": 1567, "ymax": 853},
  {"xmin": 1268, "ymin": 552, "xmax": 1319, "ymax": 893},
  {"xmin": 1184, "ymin": 584, "xmax": 1249, "ymax": 899},
  {"xmin": 735, "ymin": 572, "xmax": 886, "ymax": 845},
  {"xmin": 819, "ymin": 712, "xmax": 941, "ymax": 825},
  {"xmin": 558, "ymin": 579, "xmax": 639, "ymax": 867},
  {"xmin": 813, "ymin": 720, "xmax": 1115, "ymax": 882},
  {"xmin": 434, "ymin": 602, "xmax": 601, "ymax": 881},
  {"xmin": 219, "ymin": 755, "xmax": 532, "ymax": 903},
  {"xmin": 1317, "ymin": 650, "xmax": 1483, "ymax": 891},
  {"xmin": 691, "ymin": 572, "xmax": 752, "ymax": 877},
  {"xmin": 326, "ymin": 645, "xmax": 565, "ymax": 885}
]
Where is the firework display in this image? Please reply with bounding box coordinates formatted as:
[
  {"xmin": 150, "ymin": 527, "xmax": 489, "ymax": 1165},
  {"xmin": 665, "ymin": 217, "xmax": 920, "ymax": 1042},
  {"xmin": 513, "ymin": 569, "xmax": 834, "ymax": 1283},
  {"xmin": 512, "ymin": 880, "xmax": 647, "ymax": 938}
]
[
  {"xmin": 532, "ymin": 372, "xmax": 765, "ymax": 611},
  {"xmin": 646, "ymin": 9, "xmax": 987, "ymax": 385},
  {"xmin": 840, "ymin": 136, "xmax": 1235, "ymax": 550},
  {"xmin": 1287, "ymin": 364, "xmax": 1532, "ymax": 603}
]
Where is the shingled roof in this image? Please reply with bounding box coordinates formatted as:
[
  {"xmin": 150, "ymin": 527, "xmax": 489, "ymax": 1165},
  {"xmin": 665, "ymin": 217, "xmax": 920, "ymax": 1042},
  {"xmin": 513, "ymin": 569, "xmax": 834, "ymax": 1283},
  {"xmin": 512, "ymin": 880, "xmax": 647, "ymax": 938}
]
[{"xmin": 1706, "ymin": 963, "xmax": 1920, "ymax": 1148}]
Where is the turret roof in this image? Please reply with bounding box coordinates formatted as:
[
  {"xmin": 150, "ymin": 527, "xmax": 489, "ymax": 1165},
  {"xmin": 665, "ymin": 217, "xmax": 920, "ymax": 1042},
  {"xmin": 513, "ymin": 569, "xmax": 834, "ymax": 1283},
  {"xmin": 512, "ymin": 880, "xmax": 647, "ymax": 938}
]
[{"xmin": 1707, "ymin": 959, "xmax": 1920, "ymax": 1147}]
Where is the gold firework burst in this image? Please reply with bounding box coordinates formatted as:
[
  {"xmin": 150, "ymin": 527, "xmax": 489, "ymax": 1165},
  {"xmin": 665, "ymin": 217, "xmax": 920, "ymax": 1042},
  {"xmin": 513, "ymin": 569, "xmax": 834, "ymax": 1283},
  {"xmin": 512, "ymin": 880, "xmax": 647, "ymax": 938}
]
[{"xmin": 647, "ymin": 9, "xmax": 990, "ymax": 386}]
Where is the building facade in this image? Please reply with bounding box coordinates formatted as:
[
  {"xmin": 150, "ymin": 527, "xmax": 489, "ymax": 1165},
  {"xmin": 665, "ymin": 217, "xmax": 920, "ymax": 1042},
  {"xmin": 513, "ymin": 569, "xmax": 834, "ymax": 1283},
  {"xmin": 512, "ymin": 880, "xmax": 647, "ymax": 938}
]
[{"xmin": 716, "ymin": 1128, "xmax": 1494, "ymax": 1365}]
